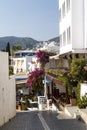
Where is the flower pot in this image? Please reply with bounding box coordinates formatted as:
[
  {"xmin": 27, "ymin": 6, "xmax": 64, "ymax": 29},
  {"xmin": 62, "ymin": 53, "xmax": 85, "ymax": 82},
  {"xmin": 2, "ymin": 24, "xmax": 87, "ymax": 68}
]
[
  {"xmin": 17, "ymin": 105, "xmax": 22, "ymax": 110},
  {"xmin": 70, "ymin": 98, "xmax": 76, "ymax": 106}
]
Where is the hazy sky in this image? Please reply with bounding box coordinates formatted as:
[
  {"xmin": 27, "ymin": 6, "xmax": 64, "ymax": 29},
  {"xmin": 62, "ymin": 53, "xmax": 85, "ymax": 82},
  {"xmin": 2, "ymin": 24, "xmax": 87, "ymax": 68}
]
[{"xmin": 0, "ymin": 0, "xmax": 59, "ymax": 41}]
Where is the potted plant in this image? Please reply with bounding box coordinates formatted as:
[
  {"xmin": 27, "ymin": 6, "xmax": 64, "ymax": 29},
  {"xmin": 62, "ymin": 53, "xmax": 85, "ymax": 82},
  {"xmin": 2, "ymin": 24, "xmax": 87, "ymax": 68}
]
[{"xmin": 70, "ymin": 88, "xmax": 77, "ymax": 106}]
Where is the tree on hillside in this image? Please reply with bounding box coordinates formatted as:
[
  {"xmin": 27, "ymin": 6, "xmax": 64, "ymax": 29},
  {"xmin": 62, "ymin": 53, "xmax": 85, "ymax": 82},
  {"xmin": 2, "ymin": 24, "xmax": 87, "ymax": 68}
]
[
  {"xmin": 12, "ymin": 45, "xmax": 22, "ymax": 55},
  {"xmin": 6, "ymin": 42, "xmax": 11, "ymax": 56},
  {"xmin": 12, "ymin": 44, "xmax": 22, "ymax": 51}
]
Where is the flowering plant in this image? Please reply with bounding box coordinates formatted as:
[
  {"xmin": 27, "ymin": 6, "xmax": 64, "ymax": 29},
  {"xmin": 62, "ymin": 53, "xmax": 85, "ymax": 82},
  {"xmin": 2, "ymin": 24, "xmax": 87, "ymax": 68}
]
[
  {"xmin": 27, "ymin": 68, "xmax": 45, "ymax": 91},
  {"xmin": 36, "ymin": 50, "xmax": 56, "ymax": 68},
  {"xmin": 36, "ymin": 50, "xmax": 49, "ymax": 65}
]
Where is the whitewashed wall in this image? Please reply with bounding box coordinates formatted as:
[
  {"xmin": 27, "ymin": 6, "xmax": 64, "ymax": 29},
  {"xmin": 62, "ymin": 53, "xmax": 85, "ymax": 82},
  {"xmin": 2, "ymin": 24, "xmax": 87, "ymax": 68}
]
[
  {"xmin": 0, "ymin": 52, "xmax": 16, "ymax": 126},
  {"xmin": 72, "ymin": 0, "xmax": 83, "ymax": 49},
  {"xmin": 80, "ymin": 83, "xmax": 87, "ymax": 98},
  {"xmin": 84, "ymin": 0, "xmax": 87, "ymax": 48},
  {"xmin": 59, "ymin": 0, "xmax": 87, "ymax": 54}
]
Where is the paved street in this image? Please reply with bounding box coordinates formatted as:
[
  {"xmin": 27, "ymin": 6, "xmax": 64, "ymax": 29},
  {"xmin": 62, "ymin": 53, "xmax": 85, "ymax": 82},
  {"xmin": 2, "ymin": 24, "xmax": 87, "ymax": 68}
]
[{"xmin": 0, "ymin": 110, "xmax": 87, "ymax": 130}]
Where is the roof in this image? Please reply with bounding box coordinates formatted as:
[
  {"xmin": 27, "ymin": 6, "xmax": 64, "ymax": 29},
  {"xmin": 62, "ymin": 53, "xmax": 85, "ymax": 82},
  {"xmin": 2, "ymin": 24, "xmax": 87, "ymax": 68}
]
[
  {"xmin": 15, "ymin": 73, "xmax": 28, "ymax": 85},
  {"xmin": 49, "ymin": 54, "xmax": 59, "ymax": 59}
]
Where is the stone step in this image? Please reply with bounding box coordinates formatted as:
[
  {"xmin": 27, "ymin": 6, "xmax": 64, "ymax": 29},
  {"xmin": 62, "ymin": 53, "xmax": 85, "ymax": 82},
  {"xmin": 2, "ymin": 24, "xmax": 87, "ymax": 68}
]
[
  {"xmin": 73, "ymin": 111, "xmax": 81, "ymax": 120},
  {"xmin": 64, "ymin": 106, "xmax": 79, "ymax": 117},
  {"xmin": 79, "ymin": 109, "xmax": 87, "ymax": 124},
  {"xmin": 57, "ymin": 112, "xmax": 72, "ymax": 119}
]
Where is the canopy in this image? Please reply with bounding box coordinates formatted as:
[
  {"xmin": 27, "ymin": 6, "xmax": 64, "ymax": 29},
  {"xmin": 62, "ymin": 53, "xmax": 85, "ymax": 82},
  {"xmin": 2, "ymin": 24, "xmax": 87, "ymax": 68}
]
[
  {"xmin": 15, "ymin": 78, "xmax": 27, "ymax": 81},
  {"xmin": 45, "ymin": 78, "xmax": 51, "ymax": 83}
]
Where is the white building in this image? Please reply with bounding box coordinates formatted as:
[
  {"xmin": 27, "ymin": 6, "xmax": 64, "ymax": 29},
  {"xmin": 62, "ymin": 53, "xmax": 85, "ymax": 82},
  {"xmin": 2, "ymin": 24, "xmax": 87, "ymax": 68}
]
[
  {"xmin": 12, "ymin": 50, "xmax": 36, "ymax": 74},
  {"xmin": 28, "ymin": 57, "xmax": 40, "ymax": 72},
  {"xmin": 38, "ymin": 41, "xmax": 59, "ymax": 54},
  {"xmin": 46, "ymin": 41, "xmax": 59, "ymax": 54},
  {"xmin": 0, "ymin": 51, "xmax": 16, "ymax": 126},
  {"xmin": 59, "ymin": 0, "xmax": 87, "ymax": 55}
]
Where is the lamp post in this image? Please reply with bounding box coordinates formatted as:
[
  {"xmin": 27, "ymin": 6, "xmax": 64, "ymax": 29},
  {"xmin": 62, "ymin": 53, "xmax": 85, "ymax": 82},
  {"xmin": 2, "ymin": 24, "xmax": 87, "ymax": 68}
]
[{"xmin": 44, "ymin": 75, "xmax": 47, "ymax": 98}]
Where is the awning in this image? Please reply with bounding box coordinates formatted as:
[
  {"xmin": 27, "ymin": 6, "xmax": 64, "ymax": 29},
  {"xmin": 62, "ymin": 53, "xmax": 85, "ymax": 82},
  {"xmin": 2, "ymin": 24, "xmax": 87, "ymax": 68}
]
[
  {"xmin": 15, "ymin": 78, "xmax": 27, "ymax": 81},
  {"xmin": 45, "ymin": 78, "xmax": 51, "ymax": 83},
  {"xmin": 15, "ymin": 77, "xmax": 27, "ymax": 85}
]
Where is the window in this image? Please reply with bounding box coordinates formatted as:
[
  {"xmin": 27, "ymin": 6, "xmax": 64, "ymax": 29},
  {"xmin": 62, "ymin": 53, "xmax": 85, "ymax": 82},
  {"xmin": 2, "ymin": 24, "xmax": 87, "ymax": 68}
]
[
  {"xmin": 67, "ymin": 27, "xmax": 71, "ymax": 44},
  {"xmin": 62, "ymin": 2, "xmax": 65, "ymax": 18},
  {"xmin": 12, "ymin": 60, "xmax": 15, "ymax": 65},
  {"xmin": 66, "ymin": 0, "xmax": 70, "ymax": 12},
  {"xmin": 63, "ymin": 31, "xmax": 66, "ymax": 45},
  {"xmin": 17, "ymin": 60, "xmax": 20, "ymax": 66},
  {"xmin": 60, "ymin": 35, "xmax": 62, "ymax": 47},
  {"xmin": 21, "ymin": 60, "xmax": 24, "ymax": 66}
]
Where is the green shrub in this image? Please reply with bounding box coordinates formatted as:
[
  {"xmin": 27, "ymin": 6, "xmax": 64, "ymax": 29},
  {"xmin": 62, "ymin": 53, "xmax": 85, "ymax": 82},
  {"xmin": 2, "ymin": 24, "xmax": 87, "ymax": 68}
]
[
  {"xmin": 22, "ymin": 96, "xmax": 29, "ymax": 110},
  {"xmin": 78, "ymin": 93, "xmax": 87, "ymax": 108}
]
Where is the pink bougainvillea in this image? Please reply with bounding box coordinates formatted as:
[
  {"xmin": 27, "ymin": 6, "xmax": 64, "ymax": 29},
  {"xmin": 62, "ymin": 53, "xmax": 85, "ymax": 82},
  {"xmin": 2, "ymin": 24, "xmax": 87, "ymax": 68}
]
[
  {"xmin": 27, "ymin": 51, "xmax": 55, "ymax": 91},
  {"xmin": 27, "ymin": 68, "xmax": 45, "ymax": 90},
  {"xmin": 36, "ymin": 50, "xmax": 49, "ymax": 67},
  {"xmin": 36, "ymin": 50, "xmax": 56, "ymax": 68}
]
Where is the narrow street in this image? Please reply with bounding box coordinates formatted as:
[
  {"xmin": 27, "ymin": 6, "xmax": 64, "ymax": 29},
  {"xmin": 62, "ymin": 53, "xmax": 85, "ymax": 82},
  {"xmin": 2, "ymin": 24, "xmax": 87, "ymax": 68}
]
[{"xmin": 0, "ymin": 110, "xmax": 86, "ymax": 130}]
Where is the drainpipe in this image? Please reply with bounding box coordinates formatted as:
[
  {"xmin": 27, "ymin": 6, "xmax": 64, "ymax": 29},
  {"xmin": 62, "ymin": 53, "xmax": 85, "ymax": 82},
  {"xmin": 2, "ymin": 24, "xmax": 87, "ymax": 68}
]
[
  {"xmin": 51, "ymin": 80, "xmax": 53, "ymax": 103},
  {"xmin": 83, "ymin": 0, "xmax": 86, "ymax": 48}
]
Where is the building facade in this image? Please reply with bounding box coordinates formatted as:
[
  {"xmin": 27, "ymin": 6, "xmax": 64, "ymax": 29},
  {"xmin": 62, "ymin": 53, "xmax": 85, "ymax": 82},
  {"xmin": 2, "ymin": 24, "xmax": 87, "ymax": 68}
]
[
  {"xmin": 59, "ymin": 0, "xmax": 87, "ymax": 55},
  {"xmin": 44, "ymin": 0, "xmax": 87, "ymax": 108},
  {"xmin": 12, "ymin": 50, "xmax": 36, "ymax": 74}
]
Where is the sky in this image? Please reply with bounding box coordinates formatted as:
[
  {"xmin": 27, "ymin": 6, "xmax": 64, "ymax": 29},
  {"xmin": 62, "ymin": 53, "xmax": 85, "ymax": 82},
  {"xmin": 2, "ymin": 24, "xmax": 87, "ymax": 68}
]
[{"xmin": 0, "ymin": 0, "xmax": 59, "ymax": 41}]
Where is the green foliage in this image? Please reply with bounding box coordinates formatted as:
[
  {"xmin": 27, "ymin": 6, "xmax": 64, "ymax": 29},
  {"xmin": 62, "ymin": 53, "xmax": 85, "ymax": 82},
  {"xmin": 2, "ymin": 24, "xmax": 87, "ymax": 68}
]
[
  {"xmin": 70, "ymin": 58, "xmax": 87, "ymax": 81},
  {"xmin": 78, "ymin": 93, "xmax": 87, "ymax": 108},
  {"xmin": 77, "ymin": 81, "xmax": 87, "ymax": 108},
  {"xmin": 12, "ymin": 44, "xmax": 22, "ymax": 51},
  {"xmin": 70, "ymin": 58, "xmax": 87, "ymax": 102},
  {"xmin": 76, "ymin": 81, "xmax": 81, "ymax": 105},
  {"xmin": 46, "ymin": 58, "xmax": 87, "ymax": 102},
  {"xmin": 22, "ymin": 96, "xmax": 29, "ymax": 110},
  {"xmin": 45, "ymin": 68, "xmax": 66, "ymax": 76},
  {"xmin": 12, "ymin": 45, "xmax": 22, "ymax": 55},
  {"xmin": 58, "ymin": 75, "xmax": 67, "ymax": 86},
  {"xmin": 29, "ymin": 93, "xmax": 38, "ymax": 101},
  {"xmin": 6, "ymin": 42, "xmax": 11, "ymax": 56},
  {"xmin": 9, "ymin": 67, "xmax": 14, "ymax": 75}
]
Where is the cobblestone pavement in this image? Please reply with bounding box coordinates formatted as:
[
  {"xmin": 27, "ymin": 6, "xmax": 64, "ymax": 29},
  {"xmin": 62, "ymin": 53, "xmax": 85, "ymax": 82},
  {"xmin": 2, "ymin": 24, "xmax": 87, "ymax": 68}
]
[{"xmin": 0, "ymin": 110, "xmax": 87, "ymax": 130}]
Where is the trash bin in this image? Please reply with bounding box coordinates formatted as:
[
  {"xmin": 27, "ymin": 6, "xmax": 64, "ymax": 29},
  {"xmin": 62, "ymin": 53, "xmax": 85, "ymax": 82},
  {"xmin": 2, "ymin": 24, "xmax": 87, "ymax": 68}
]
[{"xmin": 38, "ymin": 96, "xmax": 47, "ymax": 110}]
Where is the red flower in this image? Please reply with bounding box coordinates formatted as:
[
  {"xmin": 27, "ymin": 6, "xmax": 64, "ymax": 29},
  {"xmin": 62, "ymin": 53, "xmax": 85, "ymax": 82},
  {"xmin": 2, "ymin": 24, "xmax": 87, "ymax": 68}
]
[{"xmin": 27, "ymin": 68, "xmax": 45, "ymax": 90}]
